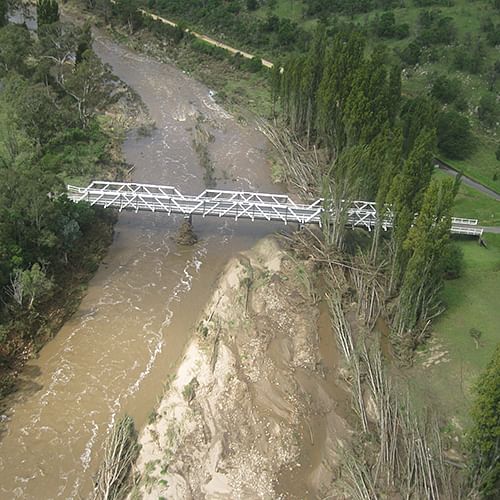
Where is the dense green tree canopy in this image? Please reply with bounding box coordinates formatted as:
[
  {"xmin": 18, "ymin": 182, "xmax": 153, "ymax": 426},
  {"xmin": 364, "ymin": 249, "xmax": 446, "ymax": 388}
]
[
  {"xmin": 469, "ymin": 344, "xmax": 500, "ymax": 498},
  {"xmin": 478, "ymin": 93, "xmax": 499, "ymax": 128},
  {"xmin": 0, "ymin": 13, "xmax": 119, "ymax": 377},
  {"xmin": 0, "ymin": 24, "xmax": 33, "ymax": 77},
  {"xmin": 37, "ymin": 0, "xmax": 60, "ymax": 26},
  {"xmin": 0, "ymin": 0, "xmax": 7, "ymax": 28},
  {"xmin": 437, "ymin": 110, "xmax": 474, "ymax": 159}
]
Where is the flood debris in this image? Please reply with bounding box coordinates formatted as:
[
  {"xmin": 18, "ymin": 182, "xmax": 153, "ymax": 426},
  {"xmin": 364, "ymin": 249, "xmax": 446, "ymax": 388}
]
[
  {"xmin": 93, "ymin": 415, "xmax": 139, "ymax": 500},
  {"xmin": 176, "ymin": 218, "xmax": 198, "ymax": 246}
]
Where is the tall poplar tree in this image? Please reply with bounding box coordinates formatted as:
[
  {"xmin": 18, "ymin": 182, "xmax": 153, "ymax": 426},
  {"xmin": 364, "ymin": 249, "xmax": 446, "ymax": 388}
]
[
  {"xmin": 400, "ymin": 96, "xmax": 438, "ymax": 157},
  {"xmin": 387, "ymin": 64, "xmax": 402, "ymax": 126},
  {"xmin": 394, "ymin": 176, "xmax": 459, "ymax": 349},
  {"xmin": 388, "ymin": 127, "xmax": 436, "ymax": 287},
  {"xmin": 316, "ymin": 30, "xmax": 365, "ymax": 154},
  {"xmin": 344, "ymin": 48, "xmax": 390, "ymax": 148},
  {"xmin": 302, "ymin": 25, "xmax": 326, "ymax": 145}
]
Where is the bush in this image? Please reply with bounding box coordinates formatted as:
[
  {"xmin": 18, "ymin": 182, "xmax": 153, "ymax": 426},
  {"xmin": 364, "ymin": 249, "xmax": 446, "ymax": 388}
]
[
  {"xmin": 399, "ymin": 40, "xmax": 422, "ymax": 66},
  {"xmin": 246, "ymin": 0, "xmax": 258, "ymax": 11},
  {"xmin": 190, "ymin": 38, "xmax": 228, "ymax": 61},
  {"xmin": 443, "ymin": 242, "xmax": 463, "ymax": 279},
  {"xmin": 414, "ymin": 0, "xmax": 455, "ymax": 5},
  {"xmin": 374, "ymin": 11, "xmax": 410, "ymax": 39},
  {"xmin": 453, "ymin": 41, "xmax": 487, "ymax": 75},
  {"xmin": 417, "ymin": 9, "xmax": 456, "ymax": 46},
  {"xmin": 478, "ymin": 93, "xmax": 499, "ymax": 128},
  {"xmin": 243, "ymin": 56, "xmax": 263, "ymax": 73},
  {"xmin": 437, "ymin": 110, "xmax": 475, "ymax": 159},
  {"xmin": 430, "ymin": 74, "xmax": 463, "ymax": 104}
]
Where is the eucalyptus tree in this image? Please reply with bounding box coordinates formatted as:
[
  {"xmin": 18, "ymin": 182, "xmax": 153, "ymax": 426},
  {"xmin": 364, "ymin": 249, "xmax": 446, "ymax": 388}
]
[
  {"xmin": 57, "ymin": 50, "xmax": 118, "ymax": 128},
  {"xmin": 0, "ymin": 0, "xmax": 7, "ymax": 28},
  {"xmin": 37, "ymin": 0, "xmax": 59, "ymax": 26},
  {"xmin": 0, "ymin": 24, "xmax": 33, "ymax": 77}
]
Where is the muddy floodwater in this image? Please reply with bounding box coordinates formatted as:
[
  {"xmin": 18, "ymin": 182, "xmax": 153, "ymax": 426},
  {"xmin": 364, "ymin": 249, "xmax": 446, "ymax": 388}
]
[{"xmin": 0, "ymin": 33, "xmax": 284, "ymax": 499}]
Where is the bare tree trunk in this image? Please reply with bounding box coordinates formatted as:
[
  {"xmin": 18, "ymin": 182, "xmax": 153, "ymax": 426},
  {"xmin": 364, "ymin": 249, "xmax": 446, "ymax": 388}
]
[{"xmin": 93, "ymin": 415, "xmax": 139, "ymax": 500}]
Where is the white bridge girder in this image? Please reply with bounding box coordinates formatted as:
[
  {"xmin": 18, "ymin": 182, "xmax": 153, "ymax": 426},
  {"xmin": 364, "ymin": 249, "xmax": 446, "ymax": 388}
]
[{"xmin": 67, "ymin": 181, "xmax": 483, "ymax": 236}]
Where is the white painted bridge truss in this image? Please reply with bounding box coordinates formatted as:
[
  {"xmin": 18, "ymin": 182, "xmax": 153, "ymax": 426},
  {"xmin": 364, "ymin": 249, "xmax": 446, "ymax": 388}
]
[{"xmin": 67, "ymin": 181, "xmax": 483, "ymax": 236}]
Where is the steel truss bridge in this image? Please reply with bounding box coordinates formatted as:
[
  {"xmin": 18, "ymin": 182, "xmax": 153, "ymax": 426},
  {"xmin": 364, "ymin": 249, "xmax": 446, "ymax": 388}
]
[{"xmin": 67, "ymin": 181, "xmax": 484, "ymax": 237}]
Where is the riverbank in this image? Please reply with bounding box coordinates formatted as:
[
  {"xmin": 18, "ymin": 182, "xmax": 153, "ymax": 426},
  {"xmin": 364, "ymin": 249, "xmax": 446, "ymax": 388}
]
[
  {"xmin": 0, "ymin": 10, "xmax": 285, "ymax": 497},
  {"xmin": 0, "ymin": 208, "xmax": 115, "ymax": 403},
  {"xmin": 131, "ymin": 236, "xmax": 354, "ymax": 499},
  {"xmin": 64, "ymin": 1, "xmax": 273, "ymax": 118},
  {"xmin": 0, "ymin": 25, "xmax": 151, "ymax": 404}
]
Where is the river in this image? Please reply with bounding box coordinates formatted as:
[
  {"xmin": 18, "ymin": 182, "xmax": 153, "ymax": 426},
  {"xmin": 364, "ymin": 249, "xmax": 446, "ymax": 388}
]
[{"xmin": 0, "ymin": 30, "xmax": 282, "ymax": 499}]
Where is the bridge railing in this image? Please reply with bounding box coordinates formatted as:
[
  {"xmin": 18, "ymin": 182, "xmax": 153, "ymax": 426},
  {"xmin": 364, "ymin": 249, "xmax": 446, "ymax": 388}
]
[
  {"xmin": 451, "ymin": 217, "xmax": 478, "ymax": 226},
  {"xmin": 450, "ymin": 226, "xmax": 483, "ymax": 236},
  {"xmin": 67, "ymin": 181, "xmax": 393, "ymax": 230},
  {"xmin": 67, "ymin": 181, "xmax": 483, "ymax": 236}
]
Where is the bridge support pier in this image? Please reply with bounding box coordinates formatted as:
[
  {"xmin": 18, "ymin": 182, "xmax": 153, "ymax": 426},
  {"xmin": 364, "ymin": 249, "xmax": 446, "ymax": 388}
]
[{"xmin": 176, "ymin": 215, "xmax": 197, "ymax": 246}]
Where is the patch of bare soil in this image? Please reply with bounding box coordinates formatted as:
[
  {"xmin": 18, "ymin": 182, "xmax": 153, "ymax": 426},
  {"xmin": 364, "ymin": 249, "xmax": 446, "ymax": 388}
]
[{"xmin": 131, "ymin": 237, "xmax": 354, "ymax": 499}]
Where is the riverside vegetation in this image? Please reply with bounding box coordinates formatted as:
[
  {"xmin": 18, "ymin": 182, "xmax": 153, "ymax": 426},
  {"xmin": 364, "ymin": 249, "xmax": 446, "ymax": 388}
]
[
  {"xmin": 84, "ymin": 3, "xmax": 498, "ymax": 499},
  {"xmin": 0, "ymin": 1, "xmax": 147, "ymax": 401},
  {"xmin": 5, "ymin": 1, "xmax": 499, "ymax": 498}
]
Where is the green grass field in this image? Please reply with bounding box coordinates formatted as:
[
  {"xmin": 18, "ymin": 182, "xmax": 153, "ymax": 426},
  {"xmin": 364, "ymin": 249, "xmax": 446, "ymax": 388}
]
[
  {"xmin": 408, "ymin": 233, "xmax": 500, "ymax": 426},
  {"xmin": 433, "ymin": 169, "xmax": 500, "ymax": 225},
  {"xmin": 250, "ymin": 0, "xmax": 500, "ymax": 192}
]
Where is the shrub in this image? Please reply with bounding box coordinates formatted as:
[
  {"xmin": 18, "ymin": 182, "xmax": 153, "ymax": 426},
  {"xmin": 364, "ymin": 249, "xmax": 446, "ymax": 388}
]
[
  {"xmin": 399, "ymin": 40, "xmax": 422, "ymax": 66},
  {"xmin": 478, "ymin": 93, "xmax": 499, "ymax": 128},
  {"xmin": 437, "ymin": 110, "xmax": 475, "ymax": 159},
  {"xmin": 430, "ymin": 74, "xmax": 463, "ymax": 104},
  {"xmin": 417, "ymin": 9, "xmax": 456, "ymax": 46},
  {"xmin": 453, "ymin": 40, "xmax": 487, "ymax": 75},
  {"xmin": 443, "ymin": 242, "xmax": 463, "ymax": 279},
  {"xmin": 244, "ymin": 56, "xmax": 263, "ymax": 73},
  {"xmin": 246, "ymin": 0, "xmax": 258, "ymax": 11},
  {"xmin": 374, "ymin": 11, "xmax": 410, "ymax": 40}
]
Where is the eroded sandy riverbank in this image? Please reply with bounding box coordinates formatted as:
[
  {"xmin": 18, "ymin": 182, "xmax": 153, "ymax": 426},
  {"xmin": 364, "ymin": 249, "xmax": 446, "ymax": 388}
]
[{"xmin": 132, "ymin": 237, "xmax": 354, "ymax": 499}]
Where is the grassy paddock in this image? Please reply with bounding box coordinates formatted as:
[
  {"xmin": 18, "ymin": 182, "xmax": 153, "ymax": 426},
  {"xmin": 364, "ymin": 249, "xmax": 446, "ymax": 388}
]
[
  {"xmin": 446, "ymin": 138, "xmax": 500, "ymax": 194},
  {"xmin": 407, "ymin": 233, "xmax": 500, "ymax": 426},
  {"xmin": 433, "ymin": 169, "xmax": 500, "ymax": 225}
]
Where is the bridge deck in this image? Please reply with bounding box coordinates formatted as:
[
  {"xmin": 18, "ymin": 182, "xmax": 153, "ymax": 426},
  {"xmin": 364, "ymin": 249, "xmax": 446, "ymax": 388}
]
[{"xmin": 67, "ymin": 181, "xmax": 483, "ymax": 236}]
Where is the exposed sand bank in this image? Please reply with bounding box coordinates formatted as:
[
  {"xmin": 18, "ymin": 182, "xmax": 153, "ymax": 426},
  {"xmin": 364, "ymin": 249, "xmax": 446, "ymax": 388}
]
[{"xmin": 132, "ymin": 237, "xmax": 354, "ymax": 499}]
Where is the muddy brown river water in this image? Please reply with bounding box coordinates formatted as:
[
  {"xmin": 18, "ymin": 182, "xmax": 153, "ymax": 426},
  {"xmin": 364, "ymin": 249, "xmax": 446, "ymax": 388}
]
[{"xmin": 0, "ymin": 32, "xmax": 284, "ymax": 499}]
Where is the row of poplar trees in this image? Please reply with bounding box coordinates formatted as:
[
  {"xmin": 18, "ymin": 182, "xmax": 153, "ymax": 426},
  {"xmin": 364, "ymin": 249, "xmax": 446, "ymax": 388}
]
[{"xmin": 271, "ymin": 26, "xmax": 459, "ymax": 353}]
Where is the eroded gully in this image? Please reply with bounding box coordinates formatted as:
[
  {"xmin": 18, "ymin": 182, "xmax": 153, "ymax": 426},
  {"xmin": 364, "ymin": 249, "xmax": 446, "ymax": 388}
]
[{"xmin": 0, "ymin": 32, "xmax": 284, "ymax": 499}]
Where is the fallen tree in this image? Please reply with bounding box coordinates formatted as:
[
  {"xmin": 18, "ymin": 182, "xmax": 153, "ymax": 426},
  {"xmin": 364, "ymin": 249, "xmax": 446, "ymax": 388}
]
[{"xmin": 93, "ymin": 415, "xmax": 139, "ymax": 500}]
